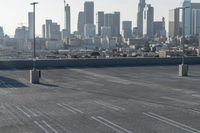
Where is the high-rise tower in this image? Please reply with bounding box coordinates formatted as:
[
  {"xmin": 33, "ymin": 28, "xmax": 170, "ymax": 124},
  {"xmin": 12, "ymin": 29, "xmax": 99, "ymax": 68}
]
[
  {"xmin": 64, "ymin": 0, "xmax": 71, "ymax": 35},
  {"xmin": 137, "ymin": 0, "xmax": 146, "ymax": 37},
  {"xmin": 182, "ymin": 0, "xmax": 191, "ymax": 36},
  {"xmin": 84, "ymin": 1, "xmax": 94, "ymax": 25},
  {"xmin": 28, "ymin": 12, "xmax": 34, "ymax": 39}
]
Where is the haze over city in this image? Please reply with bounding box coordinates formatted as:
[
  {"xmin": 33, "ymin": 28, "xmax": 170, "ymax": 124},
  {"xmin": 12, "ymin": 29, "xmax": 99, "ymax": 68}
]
[{"xmin": 0, "ymin": 0, "xmax": 199, "ymax": 36}]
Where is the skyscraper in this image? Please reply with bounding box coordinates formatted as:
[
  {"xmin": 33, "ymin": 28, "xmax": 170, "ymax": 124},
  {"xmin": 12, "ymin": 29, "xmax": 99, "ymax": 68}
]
[
  {"xmin": 143, "ymin": 4, "xmax": 154, "ymax": 38},
  {"xmin": 97, "ymin": 11, "xmax": 104, "ymax": 36},
  {"xmin": 122, "ymin": 21, "xmax": 132, "ymax": 39},
  {"xmin": 49, "ymin": 23, "xmax": 61, "ymax": 40},
  {"xmin": 182, "ymin": 0, "xmax": 191, "ymax": 36},
  {"xmin": 45, "ymin": 19, "xmax": 52, "ymax": 39},
  {"xmin": 104, "ymin": 13, "xmax": 114, "ymax": 36},
  {"xmin": 191, "ymin": 9, "xmax": 200, "ymax": 35},
  {"xmin": 104, "ymin": 12, "xmax": 120, "ymax": 37},
  {"xmin": 64, "ymin": 1, "xmax": 71, "ymax": 35},
  {"xmin": 153, "ymin": 17, "xmax": 166, "ymax": 38},
  {"xmin": 84, "ymin": 1, "xmax": 94, "ymax": 25},
  {"xmin": 137, "ymin": 0, "xmax": 146, "ymax": 37},
  {"xmin": 28, "ymin": 12, "xmax": 34, "ymax": 39},
  {"xmin": 77, "ymin": 11, "xmax": 85, "ymax": 35},
  {"xmin": 42, "ymin": 24, "xmax": 45, "ymax": 38},
  {"xmin": 169, "ymin": 8, "xmax": 181, "ymax": 38},
  {"xmin": 113, "ymin": 12, "xmax": 120, "ymax": 37},
  {"xmin": 0, "ymin": 27, "xmax": 4, "ymax": 39}
]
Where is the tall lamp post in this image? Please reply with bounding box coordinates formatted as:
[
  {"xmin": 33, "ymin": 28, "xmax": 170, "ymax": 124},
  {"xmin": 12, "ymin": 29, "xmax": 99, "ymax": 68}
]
[
  {"xmin": 30, "ymin": 2, "xmax": 38, "ymax": 64},
  {"xmin": 30, "ymin": 2, "xmax": 40, "ymax": 84},
  {"xmin": 178, "ymin": 6, "xmax": 189, "ymax": 77}
]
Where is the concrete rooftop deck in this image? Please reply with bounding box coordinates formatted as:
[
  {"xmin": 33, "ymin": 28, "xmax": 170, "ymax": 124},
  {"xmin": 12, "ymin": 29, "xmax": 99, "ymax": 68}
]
[{"xmin": 0, "ymin": 65, "xmax": 200, "ymax": 133}]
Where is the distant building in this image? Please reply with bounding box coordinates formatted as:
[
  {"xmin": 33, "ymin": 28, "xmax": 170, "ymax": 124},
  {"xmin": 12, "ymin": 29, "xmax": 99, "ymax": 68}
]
[
  {"xmin": 28, "ymin": 12, "xmax": 34, "ymax": 39},
  {"xmin": 77, "ymin": 11, "xmax": 85, "ymax": 35},
  {"xmin": 84, "ymin": 24, "xmax": 96, "ymax": 38},
  {"xmin": 182, "ymin": 0, "xmax": 200, "ymax": 36},
  {"xmin": 137, "ymin": 0, "xmax": 146, "ymax": 37},
  {"xmin": 199, "ymin": 34, "xmax": 200, "ymax": 56},
  {"xmin": 45, "ymin": 40, "xmax": 63, "ymax": 50},
  {"xmin": 153, "ymin": 17, "xmax": 166, "ymax": 38},
  {"xmin": 168, "ymin": 8, "xmax": 182, "ymax": 38},
  {"xmin": 0, "ymin": 27, "xmax": 4, "ymax": 39},
  {"xmin": 183, "ymin": 0, "xmax": 191, "ymax": 36},
  {"xmin": 42, "ymin": 24, "xmax": 45, "ymax": 38},
  {"xmin": 62, "ymin": 29, "xmax": 70, "ymax": 40},
  {"xmin": 84, "ymin": 1, "xmax": 94, "ymax": 25},
  {"xmin": 14, "ymin": 26, "xmax": 29, "ymax": 51},
  {"xmin": 191, "ymin": 9, "xmax": 200, "ymax": 35},
  {"xmin": 45, "ymin": 19, "xmax": 53, "ymax": 39},
  {"xmin": 122, "ymin": 21, "xmax": 132, "ymax": 39},
  {"xmin": 104, "ymin": 12, "xmax": 120, "ymax": 37},
  {"xmin": 97, "ymin": 11, "xmax": 104, "ymax": 36},
  {"xmin": 64, "ymin": 3, "xmax": 71, "ymax": 35},
  {"xmin": 143, "ymin": 4, "xmax": 154, "ymax": 38},
  {"xmin": 14, "ymin": 26, "xmax": 28, "ymax": 40},
  {"xmin": 49, "ymin": 23, "xmax": 61, "ymax": 40},
  {"xmin": 43, "ymin": 20, "xmax": 61, "ymax": 40},
  {"xmin": 132, "ymin": 27, "xmax": 139, "ymax": 38},
  {"xmin": 101, "ymin": 26, "xmax": 111, "ymax": 38},
  {"xmin": 113, "ymin": 12, "xmax": 120, "ymax": 37}
]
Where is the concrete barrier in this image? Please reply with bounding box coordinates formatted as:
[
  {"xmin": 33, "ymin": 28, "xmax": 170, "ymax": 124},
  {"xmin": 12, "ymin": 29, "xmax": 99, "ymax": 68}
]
[{"xmin": 0, "ymin": 57, "xmax": 200, "ymax": 70}]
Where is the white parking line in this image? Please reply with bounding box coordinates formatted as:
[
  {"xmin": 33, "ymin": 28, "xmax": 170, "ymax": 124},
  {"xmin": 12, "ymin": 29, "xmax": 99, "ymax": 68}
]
[
  {"xmin": 71, "ymin": 69, "xmax": 131, "ymax": 85},
  {"xmin": 129, "ymin": 99, "xmax": 164, "ymax": 108},
  {"xmin": 42, "ymin": 120, "xmax": 59, "ymax": 133},
  {"xmin": 62, "ymin": 103, "xmax": 84, "ymax": 114},
  {"xmin": 91, "ymin": 116, "xmax": 133, "ymax": 133},
  {"xmin": 143, "ymin": 112, "xmax": 200, "ymax": 133},
  {"xmin": 16, "ymin": 106, "xmax": 31, "ymax": 118},
  {"xmin": 94, "ymin": 101, "xmax": 125, "ymax": 111},
  {"xmin": 3, "ymin": 104, "xmax": 24, "ymax": 125},
  {"xmin": 56, "ymin": 103, "xmax": 77, "ymax": 114},
  {"xmin": 97, "ymin": 116, "xmax": 133, "ymax": 133},
  {"xmin": 22, "ymin": 106, "xmax": 38, "ymax": 117},
  {"xmin": 161, "ymin": 96, "xmax": 199, "ymax": 106},
  {"xmin": 91, "ymin": 116, "xmax": 123, "ymax": 133},
  {"xmin": 34, "ymin": 121, "xmax": 50, "ymax": 133}
]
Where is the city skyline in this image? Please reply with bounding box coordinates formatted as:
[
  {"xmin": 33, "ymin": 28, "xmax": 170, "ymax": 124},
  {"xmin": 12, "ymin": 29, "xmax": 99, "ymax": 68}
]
[{"xmin": 0, "ymin": 0, "xmax": 199, "ymax": 36}]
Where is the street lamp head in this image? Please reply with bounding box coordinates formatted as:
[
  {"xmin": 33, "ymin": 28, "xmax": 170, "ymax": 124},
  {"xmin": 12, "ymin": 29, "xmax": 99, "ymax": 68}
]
[{"xmin": 30, "ymin": 2, "xmax": 39, "ymax": 5}]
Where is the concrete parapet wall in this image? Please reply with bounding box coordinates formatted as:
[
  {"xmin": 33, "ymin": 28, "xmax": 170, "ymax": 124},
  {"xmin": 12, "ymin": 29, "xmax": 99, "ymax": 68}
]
[{"xmin": 0, "ymin": 57, "xmax": 200, "ymax": 70}]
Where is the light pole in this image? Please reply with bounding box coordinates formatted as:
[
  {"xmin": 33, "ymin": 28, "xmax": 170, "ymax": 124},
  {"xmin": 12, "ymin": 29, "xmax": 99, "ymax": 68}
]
[
  {"xmin": 30, "ymin": 2, "xmax": 38, "ymax": 69},
  {"xmin": 178, "ymin": 6, "xmax": 190, "ymax": 77},
  {"xmin": 30, "ymin": 2, "xmax": 40, "ymax": 84}
]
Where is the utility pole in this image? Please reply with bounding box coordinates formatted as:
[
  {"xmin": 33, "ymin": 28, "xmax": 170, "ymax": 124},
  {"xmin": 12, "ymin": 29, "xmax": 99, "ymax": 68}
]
[{"xmin": 30, "ymin": 2, "xmax": 40, "ymax": 84}]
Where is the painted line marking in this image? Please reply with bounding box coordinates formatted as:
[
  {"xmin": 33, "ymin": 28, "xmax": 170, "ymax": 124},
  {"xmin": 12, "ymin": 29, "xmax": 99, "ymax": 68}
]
[
  {"xmin": 34, "ymin": 121, "xmax": 50, "ymax": 133},
  {"xmin": 97, "ymin": 116, "xmax": 133, "ymax": 133},
  {"xmin": 2, "ymin": 104, "xmax": 24, "ymax": 125},
  {"xmin": 42, "ymin": 120, "xmax": 59, "ymax": 133},
  {"xmin": 91, "ymin": 116, "xmax": 133, "ymax": 133},
  {"xmin": 22, "ymin": 106, "xmax": 38, "ymax": 117},
  {"xmin": 91, "ymin": 116, "xmax": 123, "ymax": 133},
  {"xmin": 62, "ymin": 103, "xmax": 84, "ymax": 114},
  {"xmin": 161, "ymin": 96, "xmax": 199, "ymax": 106},
  {"xmin": 16, "ymin": 106, "xmax": 31, "ymax": 118},
  {"xmin": 94, "ymin": 101, "xmax": 125, "ymax": 111},
  {"xmin": 56, "ymin": 103, "xmax": 77, "ymax": 114},
  {"xmin": 143, "ymin": 112, "xmax": 200, "ymax": 133},
  {"xmin": 129, "ymin": 99, "xmax": 164, "ymax": 108}
]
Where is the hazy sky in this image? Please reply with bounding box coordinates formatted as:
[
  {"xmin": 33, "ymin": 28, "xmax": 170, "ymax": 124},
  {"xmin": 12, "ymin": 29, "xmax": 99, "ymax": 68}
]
[{"xmin": 0, "ymin": 0, "xmax": 199, "ymax": 36}]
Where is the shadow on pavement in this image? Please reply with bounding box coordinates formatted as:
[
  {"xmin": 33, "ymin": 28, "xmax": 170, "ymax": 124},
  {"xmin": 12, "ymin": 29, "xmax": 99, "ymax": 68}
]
[
  {"xmin": 0, "ymin": 76, "xmax": 27, "ymax": 88},
  {"xmin": 39, "ymin": 82, "xmax": 59, "ymax": 88}
]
